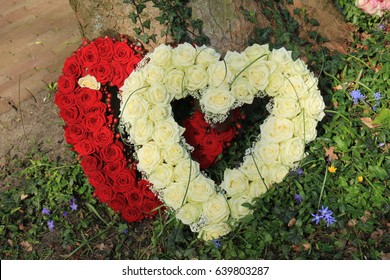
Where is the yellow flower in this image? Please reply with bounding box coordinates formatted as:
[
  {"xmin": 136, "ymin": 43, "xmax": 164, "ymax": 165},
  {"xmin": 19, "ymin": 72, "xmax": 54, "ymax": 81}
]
[
  {"xmin": 358, "ymin": 176, "xmax": 364, "ymax": 183},
  {"xmin": 328, "ymin": 165, "xmax": 337, "ymax": 173}
]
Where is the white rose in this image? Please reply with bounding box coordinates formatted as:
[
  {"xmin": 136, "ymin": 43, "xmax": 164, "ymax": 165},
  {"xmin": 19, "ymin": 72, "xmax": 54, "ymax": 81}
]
[
  {"xmin": 152, "ymin": 116, "xmax": 184, "ymax": 147},
  {"xmin": 271, "ymin": 97, "xmax": 301, "ymax": 119},
  {"xmin": 247, "ymin": 61, "xmax": 270, "ymax": 91},
  {"xmin": 279, "ymin": 137, "xmax": 305, "ymax": 167},
  {"xmin": 240, "ymin": 156, "xmax": 269, "ymax": 182},
  {"xmin": 228, "ymin": 196, "xmax": 253, "ymax": 220},
  {"xmin": 292, "ymin": 113, "xmax": 318, "ymax": 142},
  {"xmin": 267, "ymin": 163, "xmax": 290, "ymax": 184},
  {"xmin": 162, "ymin": 181, "xmax": 187, "ymax": 210},
  {"xmin": 188, "ymin": 174, "xmax": 216, "ymax": 203},
  {"xmin": 120, "ymin": 93, "xmax": 149, "ymax": 123},
  {"xmin": 163, "ymin": 143, "xmax": 190, "ymax": 165},
  {"xmin": 120, "ymin": 71, "xmax": 147, "ymax": 95},
  {"xmin": 230, "ymin": 77, "xmax": 256, "ymax": 104},
  {"xmin": 137, "ymin": 141, "xmax": 162, "ymax": 174},
  {"xmin": 195, "ymin": 45, "xmax": 221, "ymax": 68},
  {"xmin": 165, "ymin": 68, "xmax": 186, "ymax": 99},
  {"xmin": 268, "ymin": 47, "xmax": 293, "ymax": 65},
  {"xmin": 293, "ymin": 58, "xmax": 310, "ymax": 76},
  {"xmin": 78, "ymin": 74, "xmax": 101, "ymax": 90},
  {"xmin": 244, "ymin": 43, "xmax": 270, "ymax": 62},
  {"xmin": 224, "ymin": 50, "xmax": 249, "ymax": 74},
  {"xmin": 260, "ymin": 116, "xmax": 294, "ymax": 143},
  {"xmin": 146, "ymin": 84, "xmax": 172, "ymax": 106},
  {"xmin": 282, "ymin": 75, "xmax": 308, "ymax": 100},
  {"xmin": 208, "ymin": 61, "xmax": 234, "ymax": 87},
  {"xmin": 253, "ymin": 140, "xmax": 280, "ymax": 164},
  {"xmin": 173, "ymin": 158, "xmax": 200, "ymax": 183},
  {"xmin": 149, "ymin": 44, "xmax": 172, "ymax": 67},
  {"xmin": 198, "ymin": 222, "xmax": 231, "ymax": 241},
  {"xmin": 248, "ymin": 179, "xmax": 268, "ymax": 199},
  {"xmin": 149, "ymin": 163, "xmax": 174, "ymax": 190},
  {"xmin": 202, "ymin": 194, "xmax": 230, "ymax": 223},
  {"xmin": 143, "ymin": 64, "xmax": 165, "ymax": 85},
  {"xmin": 148, "ymin": 105, "xmax": 172, "ymax": 123},
  {"xmin": 172, "ymin": 42, "xmax": 196, "ymax": 68},
  {"xmin": 201, "ymin": 87, "xmax": 235, "ymax": 115},
  {"xmin": 265, "ymin": 70, "xmax": 285, "ymax": 97},
  {"xmin": 176, "ymin": 202, "xmax": 202, "ymax": 225},
  {"xmin": 185, "ymin": 65, "xmax": 208, "ymax": 91},
  {"xmin": 302, "ymin": 90, "xmax": 325, "ymax": 121},
  {"xmin": 303, "ymin": 72, "xmax": 319, "ymax": 89},
  {"xmin": 129, "ymin": 117, "xmax": 154, "ymax": 145},
  {"xmin": 221, "ymin": 168, "xmax": 249, "ymax": 197}
]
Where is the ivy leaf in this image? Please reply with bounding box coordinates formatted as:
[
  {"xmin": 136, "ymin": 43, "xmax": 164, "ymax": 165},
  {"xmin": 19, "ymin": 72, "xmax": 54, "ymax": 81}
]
[
  {"xmin": 373, "ymin": 108, "xmax": 390, "ymax": 128},
  {"xmin": 143, "ymin": 19, "xmax": 151, "ymax": 30},
  {"xmin": 128, "ymin": 11, "xmax": 138, "ymax": 24},
  {"xmin": 324, "ymin": 146, "xmax": 339, "ymax": 161}
]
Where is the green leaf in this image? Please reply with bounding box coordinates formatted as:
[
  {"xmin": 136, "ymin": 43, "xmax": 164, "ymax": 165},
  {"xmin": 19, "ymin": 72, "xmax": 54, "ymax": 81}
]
[
  {"xmin": 128, "ymin": 11, "xmax": 138, "ymax": 24},
  {"xmin": 367, "ymin": 165, "xmax": 388, "ymax": 180},
  {"xmin": 143, "ymin": 19, "xmax": 151, "ymax": 29},
  {"xmin": 373, "ymin": 108, "xmax": 390, "ymax": 127}
]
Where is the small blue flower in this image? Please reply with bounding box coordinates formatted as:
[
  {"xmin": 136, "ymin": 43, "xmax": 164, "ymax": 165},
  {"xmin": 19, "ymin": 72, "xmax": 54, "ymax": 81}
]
[
  {"xmin": 294, "ymin": 194, "xmax": 303, "ymax": 204},
  {"xmin": 374, "ymin": 92, "xmax": 381, "ymax": 101},
  {"xmin": 70, "ymin": 198, "xmax": 78, "ymax": 211},
  {"xmin": 378, "ymin": 24, "xmax": 385, "ymax": 31},
  {"xmin": 350, "ymin": 90, "xmax": 365, "ymax": 104},
  {"xmin": 293, "ymin": 167, "xmax": 303, "ymax": 175},
  {"xmin": 311, "ymin": 213, "xmax": 322, "ymax": 225},
  {"xmin": 63, "ymin": 211, "xmax": 69, "ymax": 217},
  {"xmin": 123, "ymin": 229, "xmax": 129, "ymax": 234},
  {"xmin": 47, "ymin": 220, "xmax": 55, "ymax": 231},
  {"xmin": 41, "ymin": 207, "xmax": 50, "ymax": 215},
  {"xmin": 212, "ymin": 239, "xmax": 222, "ymax": 249}
]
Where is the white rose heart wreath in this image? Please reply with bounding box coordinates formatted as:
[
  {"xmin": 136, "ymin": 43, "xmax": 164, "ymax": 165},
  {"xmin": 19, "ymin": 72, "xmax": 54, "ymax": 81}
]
[{"xmin": 119, "ymin": 42, "xmax": 325, "ymax": 241}]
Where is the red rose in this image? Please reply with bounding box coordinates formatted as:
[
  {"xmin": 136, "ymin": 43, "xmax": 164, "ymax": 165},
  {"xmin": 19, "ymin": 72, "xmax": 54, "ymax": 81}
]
[
  {"xmin": 125, "ymin": 54, "xmax": 142, "ymax": 74},
  {"xmin": 114, "ymin": 169, "xmax": 136, "ymax": 192},
  {"xmin": 137, "ymin": 179, "xmax": 156, "ymax": 200},
  {"xmin": 57, "ymin": 75, "xmax": 76, "ymax": 94},
  {"xmin": 85, "ymin": 102, "xmax": 107, "ymax": 116},
  {"xmin": 64, "ymin": 122, "xmax": 88, "ymax": 144},
  {"xmin": 88, "ymin": 61, "xmax": 112, "ymax": 84},
  {"xmin": 74, "ymin": 138, "xmax": 96, "ymax": 156},
  {"xmin": 122, "ymin": 205, "xmax": 143, "ymax": 222},
  {"xmin": 59, "ymin": 105, "xmax": 81, "ymax": 124},
  {"xmin": 113, "ymin": 41, "xmax": 134, "ymax": 64},
  {"xmin": 76, "ymin": 88, "xmax": 103, "ymax": 108},
  {"xmin": 83, "ymin": 114, "xmax": 106, "ymax": 132},
  {"xmin": 54, "ymin": 92, "xmax": 75, "ymax": 110},
  {"xmin": 94, "ymin": 183, "xmax": 116, "ymax": 203},
  {"xmin": 190, "ymin": 111, "xmax": 209, "ymax": 128},
  {"xmin": 111, "ymin": 61, "xmax": 126, "ymax": 88},
  {"xmin": 192, "ymin": 148, "xmax": 216, "ymax": 169},
  {"xmin": 183, "ymin": 125, "xmax": 206, "ymax": 147},
  {"xmin": 108, "ymin": 193, "xmax": 127, "ymax": 212},
  {"xmin": 103, "ymin": 160, "xmax": 127, "ymax": 179},
  {"xmin": 80, "ymin": 154, "xmax": 103, "ymax": 173},
  {"xmin": 141, "ymin": 198, "xmax": 161, "ymax": 217},
  {"xmin": 88, "ymin": 170, "xmax": 111, "ymax": 188},
  {"xmin": 92, "ymin": 126, "xmax": 114, "ymax": 147},
  {"xmin": 100, "ymin": 142, "xmax": 124, "ymax": 163},
  {"xmin": 62, "ymin": 55, "xmax": 82, "ymax": 77},
  {"xmin": 79, "ymin": 43, "xmax": 100, "ymax": 68},
  {"xmin": 214, "ymin": 127, "xmax": 235, "ymax": 142},
  {"xmin": 94, "ymin": 37, "xmax": 114, "ymax": 61},
  {"xmin": 124, "ymin": 188, "xmax": 144, "ymax": 207},
  {"xmin": 202, "ymin": 133, "xmax": 223, "ymax": 157}
]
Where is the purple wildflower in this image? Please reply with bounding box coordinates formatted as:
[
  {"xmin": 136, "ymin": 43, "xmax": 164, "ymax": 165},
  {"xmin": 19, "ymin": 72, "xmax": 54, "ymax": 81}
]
[
  {"xmin": 350, "ymin": 90, "xmax": 365, "ymax": 104},
  {"xmin": 123, "ymin": 229, "xmax": 129, "ymax": 234},
  {"xmin": 374, "ymin": 92, "xmax": 381, "ymax": 100},
  {"xmin": 294, "ymin": 194, "xmax": 303, "ymax": 204},
  {"xmin": 311, "ymin": 205, "xmax": 336, "ymax": 227},
  {"xmin": 47, "ymin": 220, "xmax": 55, "ymax": 231},
  {"xmin": 311, "ymin": 213, "xmax": 322, "ymax": 225},
  {"xmin": 378, "ymin": 24, "xmax": 385, "ymax": 31},
  {"xmin": 63, "ymin": 211, "xmax": 69, "ymax": 217},
  {"xmin": 41, "ymin": 207, "xmax": 50, "ymax": 215},
  {"xmin": 70, "ymin": 198, "xmax": 78, "ymax": 211},
  {"xmin": 212, "ymin": 239, "xmax": 222, "ymax": 249},
  {"xmin": 294, "ymin": 167, "xmax": 303, "ymax": 175}
]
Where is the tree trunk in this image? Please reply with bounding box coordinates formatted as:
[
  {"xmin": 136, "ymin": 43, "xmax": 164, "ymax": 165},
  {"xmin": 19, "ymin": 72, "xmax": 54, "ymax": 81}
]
[{"xmin": 69, "ymin": 0, "xmax": 351, "ymax": 54}]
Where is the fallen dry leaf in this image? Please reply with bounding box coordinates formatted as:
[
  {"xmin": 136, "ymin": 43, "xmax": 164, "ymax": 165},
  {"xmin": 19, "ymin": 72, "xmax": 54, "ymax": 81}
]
[
  {"xmin": 347, "ymin": 219, "xmax": 358, "ymax": 227},
  {"xmin": 380, "ymin": 252, "xmax": 390, "ymax": 260},
  {"xmin": 332, "ymin": 85, "xmax": 342, "ymax": 91},
  {"xmin": 7, "ymin": 239, "xmax": 13, "ymax": 246},
  {"xmin": 292, "ymin": 243, "xmax": 311, "ymax": 252},
  {"xmin": 370, "ymin": 229, "xmax": 384, "ymax": 242},
  {"xmin": 20, "ymin": 194, "xmax": 28, "ymax": 200},
  {"xmin": 20, "ymin": 241, "xmax": 33, "ymax": 252},
  {"xmin": 324, "ymin": 146, "xmax": 339, "ymax": 161},
  {"xmin": 360, "ymin": 211, "xmax": 371, "ymax": 223},
  {"xmin": 288, "ymin": 218, "xmax": 296, "ymax": 228},
  {"xmin": 95, "ymin": 243, "xmax": 106, "ymax": 251},
  {"xmin": 361, "ymin": 117, "xmax": 380, "ymax": 129}
]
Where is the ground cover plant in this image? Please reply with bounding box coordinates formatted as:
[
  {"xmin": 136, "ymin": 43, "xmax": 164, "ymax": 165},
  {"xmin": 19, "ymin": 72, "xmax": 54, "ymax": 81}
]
[{"xmin": 0, "ymin": 0, "xmax": 388, "ymax": 260}]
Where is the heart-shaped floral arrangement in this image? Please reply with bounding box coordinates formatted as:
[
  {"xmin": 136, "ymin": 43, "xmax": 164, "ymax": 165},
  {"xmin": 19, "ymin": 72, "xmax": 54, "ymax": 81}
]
[
  {"xmin": 54, "ymin": 36, "xmax": 163, "ymax": 222},
  {"xmin": 119, "ymin": 43, "xmax": 325, "ymax": 240}
]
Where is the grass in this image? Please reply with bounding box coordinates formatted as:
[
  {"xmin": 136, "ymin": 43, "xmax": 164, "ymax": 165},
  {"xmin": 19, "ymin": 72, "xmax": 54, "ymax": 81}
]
[{"xmin": 0, "ymin": 1, "xmax": 389, "ymax": 260}]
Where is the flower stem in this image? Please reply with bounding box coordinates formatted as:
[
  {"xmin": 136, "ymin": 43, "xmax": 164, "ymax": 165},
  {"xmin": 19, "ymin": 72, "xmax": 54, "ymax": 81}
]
[{"xmin": 317, "ymin": 166, "xmax": 328, "ymax": 209}]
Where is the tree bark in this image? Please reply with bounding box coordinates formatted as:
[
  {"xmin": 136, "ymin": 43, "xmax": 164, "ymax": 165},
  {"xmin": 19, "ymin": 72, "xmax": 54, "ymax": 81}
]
[{"xmin": 69, "ymin": 0, "xmax": 351, "ymax": 54}]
